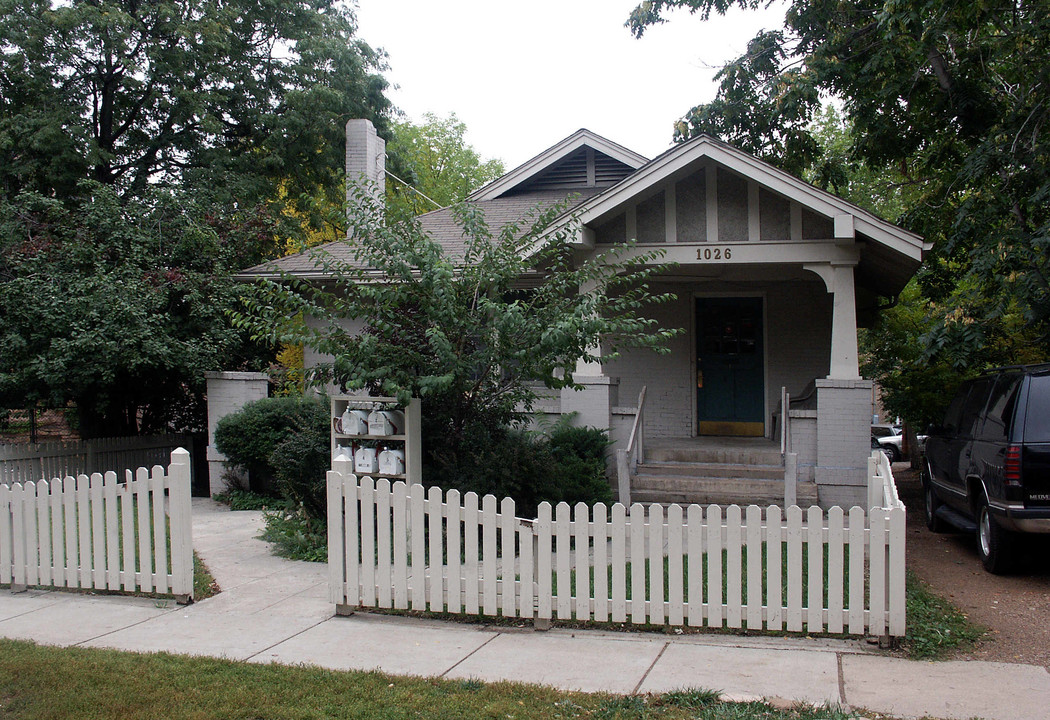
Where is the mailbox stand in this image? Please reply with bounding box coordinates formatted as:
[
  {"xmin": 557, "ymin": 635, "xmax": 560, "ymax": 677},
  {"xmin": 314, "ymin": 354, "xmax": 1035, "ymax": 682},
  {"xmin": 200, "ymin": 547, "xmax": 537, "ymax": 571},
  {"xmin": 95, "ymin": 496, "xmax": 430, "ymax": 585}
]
[{"xmin": 331, "ymin": 395, "xmax": 422, "ymax": 485}]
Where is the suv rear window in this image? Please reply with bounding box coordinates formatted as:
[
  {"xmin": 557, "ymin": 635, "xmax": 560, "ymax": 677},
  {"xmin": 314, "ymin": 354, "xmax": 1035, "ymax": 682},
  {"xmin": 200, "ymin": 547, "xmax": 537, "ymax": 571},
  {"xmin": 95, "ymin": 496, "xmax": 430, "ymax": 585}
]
[
  {"xmin": 1023, "ymin": 375, "xmax": 1050, "ymax": 442},
  {"xmin": 942, "ymin": 383, "xmax": 971, "ymax": 434},
  {"xmin": 979, "ymin": 374, "xmax": 1022, "ymax": 442},
  {"xmin": 958, "ymin": 378, "xmax": 994, "ymax": 437}
]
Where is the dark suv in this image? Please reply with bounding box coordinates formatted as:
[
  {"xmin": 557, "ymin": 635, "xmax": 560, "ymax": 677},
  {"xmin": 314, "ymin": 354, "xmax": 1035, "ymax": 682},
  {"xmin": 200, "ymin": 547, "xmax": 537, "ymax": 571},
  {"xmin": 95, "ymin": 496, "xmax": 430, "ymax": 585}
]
[{"xmin": 923, "ymin": 364, "xmax": 1050, "ymax": 573}]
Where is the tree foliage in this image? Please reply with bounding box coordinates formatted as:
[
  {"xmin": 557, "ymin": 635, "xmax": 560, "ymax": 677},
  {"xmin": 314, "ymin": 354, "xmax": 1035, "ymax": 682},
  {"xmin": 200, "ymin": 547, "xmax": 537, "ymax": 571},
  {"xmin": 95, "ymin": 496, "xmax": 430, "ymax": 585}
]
[
  {"xmin": 630, "ymin": 0, "xmax": 1050, "ymax": 420},
  {"xmin": 232, "ymin": 188, "xmax": 679, "ymax": 488},
  {"xmin": 0, "ymin": 183, "xmax": 269, "ymax": 437},
  {"xmin": 385, "ymin": 113, "xmax": 505, "ymax": 220},
  {"xmin": 0, "ymin": 0, "xmax": 398, "ymax": 435},
  {"xmin": 0, "ymin": 0, "xmax": 393, "ymax": 213}
]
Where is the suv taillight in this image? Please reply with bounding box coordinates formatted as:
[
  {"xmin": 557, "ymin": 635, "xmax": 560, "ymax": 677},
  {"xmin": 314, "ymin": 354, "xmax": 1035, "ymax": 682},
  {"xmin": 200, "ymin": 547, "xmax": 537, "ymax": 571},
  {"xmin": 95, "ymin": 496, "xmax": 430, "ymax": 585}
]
[{"xmin": 1005, "ymin": 445, "xmax": 1022, "ymax": 487}]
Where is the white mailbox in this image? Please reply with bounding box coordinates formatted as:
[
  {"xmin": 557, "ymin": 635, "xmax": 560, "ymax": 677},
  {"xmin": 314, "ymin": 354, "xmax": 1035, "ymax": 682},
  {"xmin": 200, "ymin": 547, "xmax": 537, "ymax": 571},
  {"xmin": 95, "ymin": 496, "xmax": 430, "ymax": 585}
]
[
  {"xmin": 378, "ymin": 448, "xmax": 406, "ymax": 476},
  {"xmin": 367, "ymin": 409, "xmax": 405, "ymax": 436},
  {"xmin": 354, "ymin": 446, "xmax": 379, "ymax": 475},
  {"xmin": 338, "ymin": 408, "xmax": 369, "ymax": 435}
]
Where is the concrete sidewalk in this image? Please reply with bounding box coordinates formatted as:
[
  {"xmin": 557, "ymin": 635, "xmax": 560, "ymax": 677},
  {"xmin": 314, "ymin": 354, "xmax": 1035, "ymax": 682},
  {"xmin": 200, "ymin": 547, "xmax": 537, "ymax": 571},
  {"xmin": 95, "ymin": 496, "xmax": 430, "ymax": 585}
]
[{"xmin": 1, "ymin": 499, "xmax": 1047, "ymax": 720}]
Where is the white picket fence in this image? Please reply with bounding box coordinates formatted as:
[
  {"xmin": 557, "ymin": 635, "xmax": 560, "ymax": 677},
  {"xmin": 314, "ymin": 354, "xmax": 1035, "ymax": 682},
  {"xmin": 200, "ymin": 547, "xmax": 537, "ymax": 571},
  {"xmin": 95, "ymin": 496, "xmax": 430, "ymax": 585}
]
[
  {"xmin": 327, "ymin": 453, "xmax": 906, "ymax": 638},
  {"xmin": 0, "ymin": 434, "xmax": 192, "ymax": 485},
  {"xmin": 0, "ymin": 449, "xmax": 193, "ymax": 600}
]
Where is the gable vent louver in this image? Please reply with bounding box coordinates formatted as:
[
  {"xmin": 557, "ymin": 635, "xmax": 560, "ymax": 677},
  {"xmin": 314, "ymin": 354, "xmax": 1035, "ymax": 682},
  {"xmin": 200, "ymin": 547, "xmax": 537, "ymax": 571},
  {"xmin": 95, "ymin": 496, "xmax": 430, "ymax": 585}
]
[
  {"xmin": 594, "ymin": 153, "xmax": 634, "ymax": 185},
  {"xmin": 507, "ymin": 148, "xmax": 637, "ymax": 195}
]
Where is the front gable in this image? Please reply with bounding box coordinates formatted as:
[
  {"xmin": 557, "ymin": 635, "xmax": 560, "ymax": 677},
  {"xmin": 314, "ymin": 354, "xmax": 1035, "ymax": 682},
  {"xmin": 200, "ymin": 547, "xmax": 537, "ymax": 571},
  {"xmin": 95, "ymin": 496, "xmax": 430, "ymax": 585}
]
[
  {"xmin": 471, "ymin": 128, "xmax": 648, "ymax": 201},
  {"xmin": 571, "ymin": 134, "xmax": 929, "ymax": 299}
]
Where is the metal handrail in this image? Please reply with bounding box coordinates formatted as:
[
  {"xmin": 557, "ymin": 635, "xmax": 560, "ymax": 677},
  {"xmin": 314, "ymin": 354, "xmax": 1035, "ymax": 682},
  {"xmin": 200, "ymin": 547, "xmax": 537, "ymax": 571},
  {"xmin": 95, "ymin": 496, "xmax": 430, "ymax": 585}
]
[
  {"xmin": 625, "ymin": 386, "xmax": 646, "ymax": 460},
  {"xmin": 616, "ymin": 386, "xmax": 647, "ymax": 506},
  {"xmin": 780, "ymin": 386, "xmax": 791, "ymax": 456}
]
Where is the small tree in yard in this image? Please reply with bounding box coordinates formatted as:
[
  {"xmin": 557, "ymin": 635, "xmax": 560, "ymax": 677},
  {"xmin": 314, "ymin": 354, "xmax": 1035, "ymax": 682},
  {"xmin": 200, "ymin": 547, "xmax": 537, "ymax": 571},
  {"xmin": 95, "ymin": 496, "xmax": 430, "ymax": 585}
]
[{"xmin": 232, "ymin": 188, "xmax": 679, "ymax": 499}]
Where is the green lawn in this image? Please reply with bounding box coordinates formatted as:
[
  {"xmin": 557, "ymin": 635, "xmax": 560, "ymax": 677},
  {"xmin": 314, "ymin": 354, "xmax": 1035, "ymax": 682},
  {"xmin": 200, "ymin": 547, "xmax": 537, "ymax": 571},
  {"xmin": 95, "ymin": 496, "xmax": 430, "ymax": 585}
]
[{"xmin": 0, "ymin": 639, "xmax": 878, "ymax": 720}]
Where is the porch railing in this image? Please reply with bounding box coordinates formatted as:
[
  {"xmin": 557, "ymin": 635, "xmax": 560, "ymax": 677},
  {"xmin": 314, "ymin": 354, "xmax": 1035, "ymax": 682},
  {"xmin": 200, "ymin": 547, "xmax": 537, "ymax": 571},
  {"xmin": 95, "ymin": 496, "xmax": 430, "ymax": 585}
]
[
  {"xmin": 779, "ymin": 386, "xmax": 791, "ymax": 455},
  {"xmin": 615, "ymin": 386, "xmax": 646, "ymax": 506}
]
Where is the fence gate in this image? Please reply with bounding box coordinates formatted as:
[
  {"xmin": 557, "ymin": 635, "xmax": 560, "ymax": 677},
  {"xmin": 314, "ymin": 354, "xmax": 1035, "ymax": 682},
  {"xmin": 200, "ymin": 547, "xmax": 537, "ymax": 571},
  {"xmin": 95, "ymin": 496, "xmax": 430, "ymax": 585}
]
[{"xmin": 1, "ymin": 449, "xmax": 194, "ymax": 602}]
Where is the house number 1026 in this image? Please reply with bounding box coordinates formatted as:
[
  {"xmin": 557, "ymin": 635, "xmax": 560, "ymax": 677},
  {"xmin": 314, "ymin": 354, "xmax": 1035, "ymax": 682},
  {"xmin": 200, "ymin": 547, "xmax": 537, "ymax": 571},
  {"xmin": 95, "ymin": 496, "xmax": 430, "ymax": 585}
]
[{"xmin": 697, "ymin": 247, "xmax": 731, "ymax": 260}]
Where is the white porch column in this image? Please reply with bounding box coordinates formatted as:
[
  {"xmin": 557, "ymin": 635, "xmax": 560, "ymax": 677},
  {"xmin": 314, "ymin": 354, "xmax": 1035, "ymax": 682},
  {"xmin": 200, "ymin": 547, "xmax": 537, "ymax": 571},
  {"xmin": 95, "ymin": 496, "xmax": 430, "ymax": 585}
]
[
  {"xmin": 803, "ymin": 262, "xmax": 861, "ymax": 380},
  {"xmin": 802, "ymin": 260, "xmax": 870, "ymax": 507},
  {"xmin": 561, "ymin": 279, "xmax": 617, "ymax": 432},
  {"xmin": 575, "ymin": 279, "xmax": 604, "ymax": 376}
]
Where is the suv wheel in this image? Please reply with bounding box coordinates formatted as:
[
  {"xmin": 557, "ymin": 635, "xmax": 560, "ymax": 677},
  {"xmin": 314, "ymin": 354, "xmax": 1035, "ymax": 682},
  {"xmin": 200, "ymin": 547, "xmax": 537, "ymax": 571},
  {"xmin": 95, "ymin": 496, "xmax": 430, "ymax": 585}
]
[
  {"xmin": 923, "ymin": 467, "xmax": 947, "ymax": 533},
  {"xmin": 976, "ymin": 495, "xmax": 1016, "ymax": 574}
]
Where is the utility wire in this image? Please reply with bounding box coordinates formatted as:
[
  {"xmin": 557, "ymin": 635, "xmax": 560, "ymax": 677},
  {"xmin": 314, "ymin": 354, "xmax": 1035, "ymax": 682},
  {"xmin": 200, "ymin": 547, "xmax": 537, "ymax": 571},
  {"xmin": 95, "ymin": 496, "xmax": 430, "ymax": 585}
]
[{"xmin": 384, "ymin": 167, "xmax": 443, "ymax": 210}]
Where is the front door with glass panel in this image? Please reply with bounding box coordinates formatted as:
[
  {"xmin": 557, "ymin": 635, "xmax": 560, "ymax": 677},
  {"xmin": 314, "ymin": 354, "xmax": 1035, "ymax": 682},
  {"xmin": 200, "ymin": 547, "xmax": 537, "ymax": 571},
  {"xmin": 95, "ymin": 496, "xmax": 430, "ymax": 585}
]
[{"xmin": 696, "ymin": 297, "xmax": 765, "ymax": 436}]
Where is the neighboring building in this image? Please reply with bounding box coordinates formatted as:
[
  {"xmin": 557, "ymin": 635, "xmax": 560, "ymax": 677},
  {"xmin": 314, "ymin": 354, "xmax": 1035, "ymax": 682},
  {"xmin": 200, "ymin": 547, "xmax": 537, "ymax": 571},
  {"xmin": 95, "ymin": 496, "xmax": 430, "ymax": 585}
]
[{"xmin": 242, "ymin": 120, "xmax": 928, "ymax": 508}]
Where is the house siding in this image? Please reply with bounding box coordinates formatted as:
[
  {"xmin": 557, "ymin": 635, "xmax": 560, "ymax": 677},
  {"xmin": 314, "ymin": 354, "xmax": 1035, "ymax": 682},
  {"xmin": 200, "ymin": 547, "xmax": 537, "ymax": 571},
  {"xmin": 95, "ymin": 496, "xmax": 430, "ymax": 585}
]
[
  {"xmin": 716, "ymin": 168, "xmax": 749, "ymax": 242},
  {"xmin": 602, "ymin": 279, "xmax": 832, "ymax": 440}
]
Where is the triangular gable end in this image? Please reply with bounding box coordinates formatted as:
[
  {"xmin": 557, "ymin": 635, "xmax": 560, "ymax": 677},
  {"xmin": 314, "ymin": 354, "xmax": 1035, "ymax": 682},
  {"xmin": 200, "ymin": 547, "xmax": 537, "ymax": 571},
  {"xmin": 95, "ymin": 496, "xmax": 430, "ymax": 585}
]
[
  {"xmin": 577, "ymin": 135, "xmax": 926, "ymax": 258},
  {"xmin": 567, "ymin": 134, "xmax": 929, "ymax": 297},
  {"xmin": 470, "ymin": 129, "xmax": 648, "ymax": 201}
]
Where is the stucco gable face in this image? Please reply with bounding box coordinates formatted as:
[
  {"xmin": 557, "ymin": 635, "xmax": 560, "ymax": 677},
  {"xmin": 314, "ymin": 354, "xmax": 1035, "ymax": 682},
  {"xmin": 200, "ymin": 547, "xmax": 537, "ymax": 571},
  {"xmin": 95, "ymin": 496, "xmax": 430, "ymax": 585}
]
[
  {"xmin": 572, "ymin": 137, "xmax": 926, "ymax": 299},
  {"xmin": 590, "ymin": 161, "xmax": 838, "ymax": 246}
]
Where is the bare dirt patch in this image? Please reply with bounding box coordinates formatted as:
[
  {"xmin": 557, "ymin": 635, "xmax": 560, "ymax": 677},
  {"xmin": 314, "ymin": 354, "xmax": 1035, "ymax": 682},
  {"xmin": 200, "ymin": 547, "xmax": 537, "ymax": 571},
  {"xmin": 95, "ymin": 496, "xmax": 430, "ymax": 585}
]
[{"xmin": 895, "ymin": 464, "xmax": 1050, "ymax": 667}]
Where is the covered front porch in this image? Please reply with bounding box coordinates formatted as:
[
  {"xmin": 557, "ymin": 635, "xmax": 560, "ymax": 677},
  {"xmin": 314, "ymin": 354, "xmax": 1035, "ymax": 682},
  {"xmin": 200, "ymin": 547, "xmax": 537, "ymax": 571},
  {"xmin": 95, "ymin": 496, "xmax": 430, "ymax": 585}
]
[
  {"xmin": 541, "ymin": 265, "xmax": 874, "ymax": 508},
  {"xmin": 541, "ymin": 135, "xmax": 925, "ymax": 509}
]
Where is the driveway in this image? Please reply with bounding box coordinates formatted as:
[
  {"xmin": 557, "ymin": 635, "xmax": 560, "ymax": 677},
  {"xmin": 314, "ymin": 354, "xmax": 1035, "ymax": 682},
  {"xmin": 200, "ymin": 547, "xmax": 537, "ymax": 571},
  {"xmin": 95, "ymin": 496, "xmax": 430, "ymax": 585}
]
[{"xmin": 896, "ymin": 465, "xmax": 1050, "ymax": 668}]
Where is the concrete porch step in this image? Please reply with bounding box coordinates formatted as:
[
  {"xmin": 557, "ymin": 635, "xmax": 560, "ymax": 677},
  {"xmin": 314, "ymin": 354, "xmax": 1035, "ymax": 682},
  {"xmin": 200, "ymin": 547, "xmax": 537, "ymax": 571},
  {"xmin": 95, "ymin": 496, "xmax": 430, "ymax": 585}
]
[
  {"xmin": 637, "ymin": 460, "xmax": 784, "ymax": 481},
  {"xmin": 628, "ymin": 474, "xmax": 819, "ymax": 507},
  {"xmin": 644, "ymin": 445, "xmax": 784, "ymax": 466}
]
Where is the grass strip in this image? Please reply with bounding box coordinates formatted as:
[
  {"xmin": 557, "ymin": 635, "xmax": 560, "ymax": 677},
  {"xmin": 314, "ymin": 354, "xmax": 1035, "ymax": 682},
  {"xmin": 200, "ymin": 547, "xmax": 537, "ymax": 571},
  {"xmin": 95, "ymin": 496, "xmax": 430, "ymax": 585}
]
[
  {"xmin": 902, "ymin": 570, "xmax": 984, "ymax": 660},
  {"xmin": 0, "ymin": 638, "xmax": 878, "ymax": 720},
  {"xmin": 193, "ymin": 551, "xmax": 219, "ymax": 600}
]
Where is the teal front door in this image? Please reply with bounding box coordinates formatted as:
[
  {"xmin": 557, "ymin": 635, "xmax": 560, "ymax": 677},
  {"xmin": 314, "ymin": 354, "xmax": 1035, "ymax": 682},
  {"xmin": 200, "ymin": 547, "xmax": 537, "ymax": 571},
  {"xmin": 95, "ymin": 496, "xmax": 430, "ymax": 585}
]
[{"xmin": 696, "ymin": 297, "xmax": 765, "ymax": 436}]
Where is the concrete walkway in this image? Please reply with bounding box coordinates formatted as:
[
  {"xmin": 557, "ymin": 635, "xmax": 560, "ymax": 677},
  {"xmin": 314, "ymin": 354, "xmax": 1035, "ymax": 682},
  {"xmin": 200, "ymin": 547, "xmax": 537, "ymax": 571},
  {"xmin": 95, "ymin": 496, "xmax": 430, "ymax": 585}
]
[{"xmin": 1, "ymin": 499, "xmax": 1047, "ymax": 720}]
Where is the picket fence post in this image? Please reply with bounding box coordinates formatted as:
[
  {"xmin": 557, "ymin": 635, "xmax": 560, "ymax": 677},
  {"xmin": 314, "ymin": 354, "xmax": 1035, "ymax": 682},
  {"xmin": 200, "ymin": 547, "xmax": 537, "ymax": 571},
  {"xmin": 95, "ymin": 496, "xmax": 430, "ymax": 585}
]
[{"xmin": 168, "ymin": 448, "xmax": 193, "ymax": 603}]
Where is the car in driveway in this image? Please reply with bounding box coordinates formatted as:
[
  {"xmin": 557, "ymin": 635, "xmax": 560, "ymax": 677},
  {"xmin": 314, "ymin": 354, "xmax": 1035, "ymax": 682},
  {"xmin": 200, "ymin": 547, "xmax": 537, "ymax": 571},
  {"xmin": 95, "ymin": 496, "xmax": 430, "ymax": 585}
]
[
  {"xmin": 922, "ymin": 364, "xmax": 1050, "ymax": 573},
  {"xmin": 871, "ymin": 423, "xmax": 903, "ymax": 461},
  {"xmin": 872, "ymin": 423, "xmax": 927, "ymax": 462}
]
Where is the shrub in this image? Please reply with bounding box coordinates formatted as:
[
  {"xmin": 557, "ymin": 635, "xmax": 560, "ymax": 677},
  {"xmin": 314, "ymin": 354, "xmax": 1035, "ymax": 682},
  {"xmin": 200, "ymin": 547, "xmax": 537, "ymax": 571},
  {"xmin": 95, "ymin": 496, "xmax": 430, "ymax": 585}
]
[
  {"xmin": 213, "ymin": 395, "xmax": 328, "ymax": 495},
  {"xmin": 270, "ymin": 415, "xmax": 331, "ymax": 520},
  {"xmin": 547, "ymin": 421, "xmax": 613, "ymax": 507},
  {"xmin": 423, "ymin": 418, "xmax": 612, "ymax": 518},
  {"xmin": 260, "ymin": 506, "xmax": 328, "ymax": 563},
  {"xmin": 212, "ymin": 489, "xmax": 276, "ymax": 511}
]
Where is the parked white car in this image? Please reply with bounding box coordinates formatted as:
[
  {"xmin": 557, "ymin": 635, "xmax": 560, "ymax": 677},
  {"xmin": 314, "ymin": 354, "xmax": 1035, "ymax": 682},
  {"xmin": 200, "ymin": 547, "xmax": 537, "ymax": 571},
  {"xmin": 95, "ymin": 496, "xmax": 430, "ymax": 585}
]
[{"xmin": 871, "ymin": 423, "xmax": 925, "ymax": 462}]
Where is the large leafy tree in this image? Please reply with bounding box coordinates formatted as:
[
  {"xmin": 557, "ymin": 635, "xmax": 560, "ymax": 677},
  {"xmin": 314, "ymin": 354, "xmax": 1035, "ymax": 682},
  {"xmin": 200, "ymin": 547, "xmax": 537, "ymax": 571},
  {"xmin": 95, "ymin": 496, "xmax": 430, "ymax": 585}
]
[
  {"xmin": 385, "ymin": 113, "xmax": 506, "ymax": 220},
  {"xmin": 0, "ymin": 183, "xmax": 270, "ymax": 437},
  {"xmin": 232, "ymin": 189, "xmax": 678, "ymax": 488},
  {"xmin": 0, "ymin": 0, "xmax": 393, "ymax": 211},
  {"xmin": 630, "ymin": 0, "xmax": 1050, "ymax": 419},
  {"xmin": 0, "ymin": 0, "xmax": 396, "ymax": 436}
]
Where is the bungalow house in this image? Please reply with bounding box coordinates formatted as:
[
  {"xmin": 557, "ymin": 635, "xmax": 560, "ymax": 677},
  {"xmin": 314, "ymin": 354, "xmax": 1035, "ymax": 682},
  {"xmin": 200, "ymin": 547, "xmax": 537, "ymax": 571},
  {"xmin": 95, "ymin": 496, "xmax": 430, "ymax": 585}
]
[{"xmin": 241, "ymin": 120, "xmax": 928, "ymax": 509}]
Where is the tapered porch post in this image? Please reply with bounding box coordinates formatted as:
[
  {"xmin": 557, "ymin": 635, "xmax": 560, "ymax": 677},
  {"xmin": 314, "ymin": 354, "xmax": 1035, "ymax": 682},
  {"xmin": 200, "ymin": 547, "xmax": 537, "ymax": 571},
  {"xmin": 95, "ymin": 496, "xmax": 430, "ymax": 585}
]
[
  {"xmin": 803, "ymin": 261, "xmax": 861, "ymax": 380},
  {"xmin": 561, "ymin": 279, "xmax": 617, "ymax": 433},
  {"xmin": 803, "ymin": 261, "xmax": 870, "ymax": 507}
]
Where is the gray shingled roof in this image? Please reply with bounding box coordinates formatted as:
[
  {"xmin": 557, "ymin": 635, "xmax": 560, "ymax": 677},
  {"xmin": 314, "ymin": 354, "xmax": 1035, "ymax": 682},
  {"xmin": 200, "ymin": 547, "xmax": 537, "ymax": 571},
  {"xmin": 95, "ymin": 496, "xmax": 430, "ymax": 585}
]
[{"xmin": 238, "ymin": 189, "xmax": 601, "ymax": 279}]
